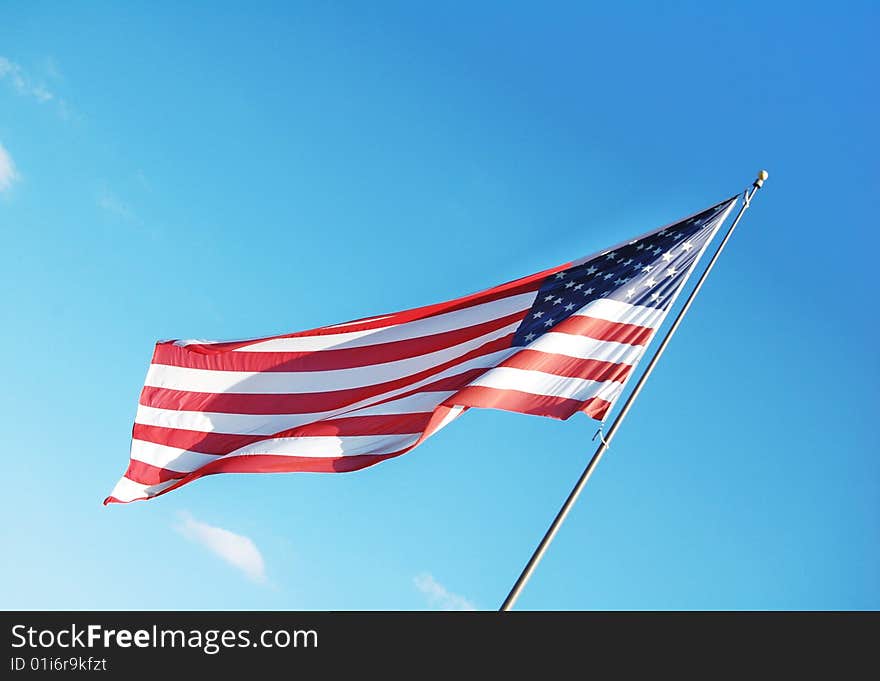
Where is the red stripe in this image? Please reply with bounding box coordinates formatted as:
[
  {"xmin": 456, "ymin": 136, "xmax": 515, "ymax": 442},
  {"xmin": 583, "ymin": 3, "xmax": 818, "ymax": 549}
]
[
  {"xmin": 447, "ymin": 385, "xmax": 585, "ymax": 420},
  {"xmin": 178, "ymin": 265, "xmax": 562, "ymax": 354},
  {"xmin": 555, "ymin": 315, "xmax": 653, "ymax": 346},
  {"xmin": 328, "ymin": 367, "xmax": 486, "ymax": 413},
  {"xmin": 116, "ymin": 449, "xmax": 415, "ymax": 495},
  {"xmin": 124, "ymin": 459, "xmax": 186, "ymax": 485},
  {"xmin": 418, "ymin": 404, "xmax": 466, "ymax": 440},
  {"xmin": 500, "ymin": 350, "xmax": 633, "ymax": 383},
  {"xmin": 132, "ymin": 412, "xmax": 435, "ymax": 455},
  {"xmin": 151, "ymin": 311, "xmax": 526, "ymax": 373},
  {"xmin": 132, "ymin": 424, "xmax": 260, "ymax": 455},
  {"xmin": 115, "ymin": 351, "xmax": 618, "ymax": 500},
  {"xmin": 581, "ymin": 397, "xmax": 612, "ymax": 420},
  {"xmin": 140, "ymin": 335, "xmax": 513, "ymax": 414},
  {"xmin": 117, "ymin": 403, "xmax": 470, "ymax": 497}
]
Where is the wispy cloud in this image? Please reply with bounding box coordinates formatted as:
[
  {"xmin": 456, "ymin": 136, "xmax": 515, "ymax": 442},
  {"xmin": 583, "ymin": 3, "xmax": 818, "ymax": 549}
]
[
  {"xmin": 413, "ymin": 573, "xmax": 476, "ymax": 611},
  {"xmin": 0, "ymin": 56, "xmax": 69, "ymax": 117},
  {"xmin": 96, "ymin": 188, "xmax": 136, "ymax": 222},
  {"xmin": 43, "ymin": 56, "xmax": 62, "ymax": 80},
  {"xmin": 175, "ymin": 511, "xmax": 268, "ymax": 584},
  {"xmin": 0, "ymin": 56, "xmax": 53, "ymax": 101},
  {"xmin": 0, "ymin": 141, "xmax": 19, "ymax": 193}
]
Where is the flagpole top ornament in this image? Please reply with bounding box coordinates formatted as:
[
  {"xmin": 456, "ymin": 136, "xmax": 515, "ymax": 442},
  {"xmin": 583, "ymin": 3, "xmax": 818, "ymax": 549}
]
[{"xmin": 754, "ymin": 169, "xmax": 769, "ymax": 188}]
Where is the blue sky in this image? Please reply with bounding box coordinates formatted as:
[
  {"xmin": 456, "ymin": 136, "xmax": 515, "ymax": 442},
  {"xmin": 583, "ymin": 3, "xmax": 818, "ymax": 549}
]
[{"xmin": 1, "ymin": 2, "xmax": 877, "ymax": 610}]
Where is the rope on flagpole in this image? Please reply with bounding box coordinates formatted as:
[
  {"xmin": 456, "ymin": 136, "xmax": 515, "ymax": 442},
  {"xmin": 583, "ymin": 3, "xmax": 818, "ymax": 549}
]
[
  {"xmin": 591, "ymin": 424, "xmax": 609, "ymax": 448},
  {"xmin": 499, "ymin": 170, "xmax": 769, "ymax": 611}
]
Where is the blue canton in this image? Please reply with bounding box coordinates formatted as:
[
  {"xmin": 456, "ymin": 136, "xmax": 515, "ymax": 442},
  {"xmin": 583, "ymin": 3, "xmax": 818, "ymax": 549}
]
[{"xmin": 512, "ymin": 199, "xmax": 735, "ymax": 346}]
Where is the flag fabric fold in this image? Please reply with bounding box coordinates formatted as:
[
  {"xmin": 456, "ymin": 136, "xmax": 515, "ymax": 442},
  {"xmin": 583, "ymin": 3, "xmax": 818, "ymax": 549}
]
[{"xmin": 106, "ymin": 197, "xmax": 738, "ymax": 504}]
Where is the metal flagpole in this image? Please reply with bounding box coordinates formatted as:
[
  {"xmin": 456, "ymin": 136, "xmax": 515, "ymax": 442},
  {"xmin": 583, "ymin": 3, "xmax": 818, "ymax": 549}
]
[{"xmin": 500, "ymin": 170, "xmax": 769, "ymax": 611}]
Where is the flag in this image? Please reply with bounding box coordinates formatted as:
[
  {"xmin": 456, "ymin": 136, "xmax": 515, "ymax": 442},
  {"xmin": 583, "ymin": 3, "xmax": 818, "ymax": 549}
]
[{"xmin": 105, "ymin": 197, "xmax": 738, "ymax": 504}]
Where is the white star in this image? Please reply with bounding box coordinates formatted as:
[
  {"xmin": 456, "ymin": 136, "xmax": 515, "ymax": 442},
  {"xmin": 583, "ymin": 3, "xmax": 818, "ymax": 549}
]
[
  {"xmin": 626, "ymin": 288, "xmax": 636, "ymax": 299},
  {"xmin": 533, "ymin": 311, "xmax": 544, "ymax": 319},
  {"xmin": 544, "ymin": 294, "xmax": 555, "ymax": 302},
  {"xmin": 666, "ymin": 267, "xmax": 677, "ymax": 277},
  {"xmin": 633, "ymin": 262, "xmax": 643, "ymax": 270},
  {"xmin": 636, "ymin": 243, "xmax": 644, "ymax": 250},
  {"xmin": 622, "ymin": 259, "xmax": 633, "ymax": 266},
  {"xmin": 554, "ymin": 297, "xmax": 563, "ymax": 305},
  {"xmin": 555, "ymin": 272, "xmax": 566, "ymax": 279},
  {"xmin": 642, "ymin": 265, "xmax": 654, "ymax": 273},
  {"xmin": 659, "ymin": 229, "xmax": 668, "ymax": 236},
  {"xmin": 650, "ymin": 292, "xmax": 663, "ymax": 303},
  {"xmin": 564, "ymin": 303, "xmax": 575, "ymax": 311},
  {"xmin": 564, "ymin": 280, "xmax": 575, "ymax": 289},
  {"xmin": 605, "ymin": 251, "xmax": 617, "ymax": 260},
  {"xmin": 603, "ymin": 272, "xmax": 614, "ymax": 280},
  {"xmin": 614, "ymin": 278, "xmax": 624, "ymax": 285},
  {"xmin": 573, "ymin": 283, "xmax": 583, "ymax": 290},
  {"xmin": 644, "ymin": 278, "xmax": 657, "ymax": 288},
  {"xmin": 524, "ymin": 332, "xmax": 536, "ymax": 342},
  {"xmin": 662, "ymin": 251, "xmax": 674, "ymax": 262},
  {"xmin": 586, "ymin": 266, "xmax": 597, "ymax": 275},
  {"xmin": 653, "ymin": 247, "xmax": 662, "ymax": 256},
  {"xmin": 544, "ymin": 318, "xmax": 555, "ymax": 327},
  {"xmin": 681, "ymin": 241, "xmax": 694, "ymax": 252},
  {"xmin": 672, "ymin": 232, "xmax": 683, "ymax": 241},
  {"xmin": 584, "ymin": 287, "xmax": 594, "ymax": 295}
]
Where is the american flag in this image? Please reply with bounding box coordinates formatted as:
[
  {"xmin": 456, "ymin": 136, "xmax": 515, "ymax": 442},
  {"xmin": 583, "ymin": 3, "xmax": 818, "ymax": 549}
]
[{"xmin": 105, "ymin": 197, "xmax": 738, "ymax": 504}]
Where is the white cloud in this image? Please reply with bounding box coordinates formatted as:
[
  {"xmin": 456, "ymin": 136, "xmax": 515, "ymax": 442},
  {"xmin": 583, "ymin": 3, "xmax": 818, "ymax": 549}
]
[
  {"xmin": 0, "ymin": 56, "xmax": 53, "ymax": 101},
  {"xmin": 413, "ymin": 573, "xmax": 476, "ymax": 611},
  {"xmin": 43, "ymin": 56, "xmax": 61, "ymax": 80},
  {"xmin": 175, "ymin": 511, "xmax": 267, "ymax": 584},
  {"xmin": 97, "ymin": 189, "xmax": 136, "ymax": 222},
  {"xmin": 0, "ymin": 56, "xmax": 70, "ymax": 117},
  {"xmin": 0, "ymin": 142, "xmax": 19, "ymax": 193}
]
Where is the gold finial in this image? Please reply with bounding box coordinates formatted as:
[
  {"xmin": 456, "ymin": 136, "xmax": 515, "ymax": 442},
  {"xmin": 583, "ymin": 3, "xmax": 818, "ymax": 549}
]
[{"xmin": 754, "ymin": 169, "xmax": 769, "ymax": 188}]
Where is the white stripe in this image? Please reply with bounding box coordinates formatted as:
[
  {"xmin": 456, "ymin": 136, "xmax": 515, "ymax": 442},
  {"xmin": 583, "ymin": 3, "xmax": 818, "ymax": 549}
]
[
  {"xmin": 170, "ymin": 313, "xmax": 406, "ymax": 348},
  {"xmin": 108, "ymin": 476, "xmax": 177, "ymax": 502},
  {"xmin": 130, "ymin": 441, "xmax": 216, "ymax": 473},
  {"xmin": 135, "ymin": 390, "xmax": 460, "ymax": 436},
  {"xmin": 239, "ymin": 291, "xmax": 536, "ymax": 353},
  {"xmin": 130, "ymin": 433, "xmax": 421, "ymax": 473},
  {"xmin": 173, "ymin": 338, "xmax": 223, "ymax": 347},
  {"xmin": 337, "ymin": 390, "xmax": 457, "ymax": 418},
  {"xmin": 527, "ymin": 331, "xmax": 650, "ymax": 366},
  {"xmin": 572, "ymin": 298, "xmax": 665, "ymax": 329},
  {"xmin": 136, "ymin": 349, "xmax": 517, "ymax": 434},
  {"xmin": 429, "ymin": 405, "xmax": 465, "ymax": 435},
  {"xmin": 468, "ymin": 366, "xmax": 622, "ymax": 403},
  {"xmin": 146, "ymin": 321, "xmax": 520, "ymax": 394}
]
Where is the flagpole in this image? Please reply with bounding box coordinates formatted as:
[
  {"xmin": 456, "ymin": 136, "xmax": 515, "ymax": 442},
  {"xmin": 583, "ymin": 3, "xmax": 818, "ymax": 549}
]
[{"xmin": 500, "ymin": 170, "xmax": 769, "ymax": 611}]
